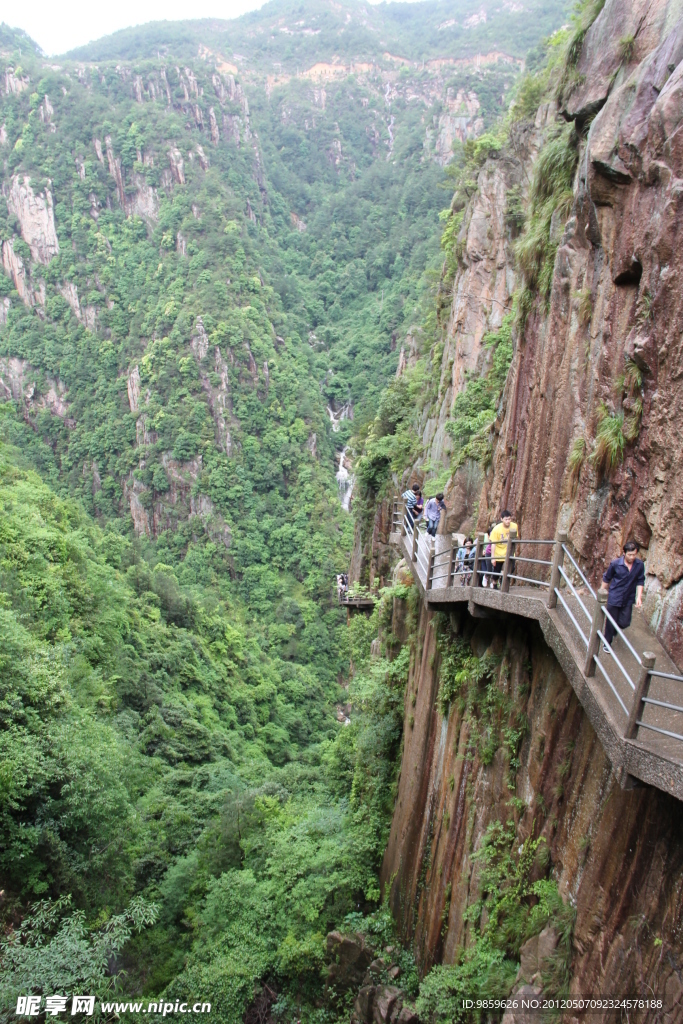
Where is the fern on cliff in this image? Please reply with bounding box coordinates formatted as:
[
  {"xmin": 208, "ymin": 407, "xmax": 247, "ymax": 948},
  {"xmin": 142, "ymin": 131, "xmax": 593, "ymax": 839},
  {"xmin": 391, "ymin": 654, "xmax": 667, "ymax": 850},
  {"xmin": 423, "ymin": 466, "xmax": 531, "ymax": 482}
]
[
  {"xmin": 444, "ymin": 314, "xmax": 514, "ymax": 470},
  {"xmin": 515, "ymin": 121, "xmax": 580, "ymax": 311}
]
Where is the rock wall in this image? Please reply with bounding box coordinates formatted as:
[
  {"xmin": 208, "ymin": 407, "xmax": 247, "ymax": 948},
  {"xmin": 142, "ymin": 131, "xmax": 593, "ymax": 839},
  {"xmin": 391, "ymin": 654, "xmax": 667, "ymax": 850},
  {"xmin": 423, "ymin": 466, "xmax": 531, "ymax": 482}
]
[
  {"xmin": 372, "ymin": 11, "xmax": 683, "ymax": 1001},
  {"xmin": 412, "ymin": 0, "xmax": 683, "ymax": 667},
  {"xmin": 381, "ymin": 597, "xmax": 683, "ymax": 1019},
  {"xmin": 487, "ymin": 0, "xmax": 683, "ymax": 664},
  {"xmin": 6, "ymin": 175, "xmax": 59, "ymax": 264}
]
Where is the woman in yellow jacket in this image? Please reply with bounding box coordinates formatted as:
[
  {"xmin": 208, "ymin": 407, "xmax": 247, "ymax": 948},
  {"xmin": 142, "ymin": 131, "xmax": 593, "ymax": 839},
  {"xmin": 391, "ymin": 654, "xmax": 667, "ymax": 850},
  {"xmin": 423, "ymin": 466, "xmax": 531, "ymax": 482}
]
[{"xmin": 488, "ymin": 510, "xmax": 519, "ymax": 589}]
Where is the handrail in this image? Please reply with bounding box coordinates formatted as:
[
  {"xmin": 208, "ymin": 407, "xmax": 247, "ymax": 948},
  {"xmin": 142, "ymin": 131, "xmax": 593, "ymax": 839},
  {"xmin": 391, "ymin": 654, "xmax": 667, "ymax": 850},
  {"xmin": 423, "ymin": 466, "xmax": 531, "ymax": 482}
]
[
  {"xmin": 507, "ymin": 573, "xmax": 550, "ymax": 587},
  {"xmin": 594, "ymin": 655, "xmax": 629, "ymax": 716},
  {"xmin": 636, "ymin": 720, "xmax": 683, "ymax": 742},
  {"xmin": 390, "ymin": 501, "xmax": 683, "ymax": 764},
  {"xmin": 555, "ymin": 588, "xmax": 589, "ymax": 647},
  {"xmin": 597, "ymin": 630, "xmax": 636, "ymax": 691},
  {"xmin": 558, "ymin": 564, "xmax": 592, "ymax": 624},
  {"xmin": 561, "ymin": 544, "xmax": 597, "ymax": 598}
]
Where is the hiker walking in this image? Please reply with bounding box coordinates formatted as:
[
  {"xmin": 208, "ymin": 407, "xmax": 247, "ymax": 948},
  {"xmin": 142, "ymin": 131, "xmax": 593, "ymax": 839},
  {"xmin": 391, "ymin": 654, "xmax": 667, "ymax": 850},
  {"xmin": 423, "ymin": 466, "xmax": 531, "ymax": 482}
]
[
  {"xmin": 402, "ymin": 483, "xmax": 421, "ymax": 528},
  {"xmin": 488, "ymin": 510, "xmax": 519, "ymax": 589},
  {"xmin": 599, "ymin": 541, "xmax": 645, "ymax": 649},
  {"xmin": 425, "ymin": 492, "xmax": 446, "ymax": 538}
]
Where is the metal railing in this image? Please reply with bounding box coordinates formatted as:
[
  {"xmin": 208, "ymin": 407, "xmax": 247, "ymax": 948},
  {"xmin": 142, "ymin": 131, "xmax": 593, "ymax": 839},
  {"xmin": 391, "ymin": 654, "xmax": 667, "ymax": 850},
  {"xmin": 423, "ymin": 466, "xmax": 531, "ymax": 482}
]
[{"xmin": 393, "ymin": 506, "xmax": 683, "ymax": 752}]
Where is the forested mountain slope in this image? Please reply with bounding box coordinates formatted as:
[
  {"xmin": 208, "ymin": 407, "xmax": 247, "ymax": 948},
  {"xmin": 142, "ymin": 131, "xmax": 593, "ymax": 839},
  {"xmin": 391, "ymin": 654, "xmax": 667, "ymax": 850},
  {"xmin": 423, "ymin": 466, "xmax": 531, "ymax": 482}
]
[{"xmin": 0, "ymin": 1, "xmax": 572, "ymax": 1020}]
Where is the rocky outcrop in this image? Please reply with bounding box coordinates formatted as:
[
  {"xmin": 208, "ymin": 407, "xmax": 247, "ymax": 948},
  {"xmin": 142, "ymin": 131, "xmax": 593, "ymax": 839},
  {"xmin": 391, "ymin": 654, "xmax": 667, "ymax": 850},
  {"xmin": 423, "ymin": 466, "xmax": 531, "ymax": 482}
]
[
  {"xmin": 425, "ymin": 89, "xmax": 484, "ymax": 165},
  {"xmin": 121, "ymin": 397, "xmax": 231, "ymax": 545},
  {"xmin": 0, "ymin": 356, "xmax": 72, "ymax": 424},
  {"xmin": 410, "ymin": 108, "xmax": 552, "ymax": 481},
  {"xmin": 3, "ymin": 69, "xmax": 28, "ymax": 96},
  {"xmin": 57, "ymin": 282, "xmax": 98, "ymax": 331},
  {"xmin": 189, "ymin": 318, "xmax": 238, "ymax": 455},
  {"xmin": 563, "ymin": 0, "xmax": 682, "ymax": 125},
  {"xmin": 412, "ymin": 1, "xmax": 683, "ymax": 665},
  {"xmin": 483, "ymin": 4, "xmax": 683, "ymax": 663},
  {"xmin": 6, "ymin": 176, "xmax": 59, "ymax": 264},
  {"xmin": 1, "ymin": 239, "xmax": 32, "ymax": 305},
  {"xmin": 127, "ymin": 365, "xmax": 142, "ymax": 414},
  {"xmin": 104, "ymin": 136, "xmax": 159, "ymax": 221},
  {"xmin": 381, "ymin": 599, "xmax": 683, "ymax": 1018},
  {"xmin": 324, "ymin": 931, "xmax": 418, "ymax": 1024},
  {"xmin": 169, "ymin": 147, "xmax": 185, "ymax": 185}
]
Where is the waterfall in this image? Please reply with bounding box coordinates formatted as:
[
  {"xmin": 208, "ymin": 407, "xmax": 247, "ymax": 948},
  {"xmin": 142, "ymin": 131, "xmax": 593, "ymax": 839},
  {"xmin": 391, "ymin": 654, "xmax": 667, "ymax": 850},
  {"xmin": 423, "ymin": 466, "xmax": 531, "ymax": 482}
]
[
  {"xmin": 336, "ymin": 447, "xmax": 354, "ymax": 512},
  {"xmin": 327, "ymin": 401, "xmax": 352, "ymax": 433}
]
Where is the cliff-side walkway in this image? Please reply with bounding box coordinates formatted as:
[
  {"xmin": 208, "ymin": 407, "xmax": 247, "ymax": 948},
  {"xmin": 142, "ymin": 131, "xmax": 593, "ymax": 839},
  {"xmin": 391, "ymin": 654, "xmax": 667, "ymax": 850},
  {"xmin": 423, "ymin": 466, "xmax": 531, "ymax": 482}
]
[{"xmin": 390, "ymin": 506, "xmax": 683, "ymax": 802}]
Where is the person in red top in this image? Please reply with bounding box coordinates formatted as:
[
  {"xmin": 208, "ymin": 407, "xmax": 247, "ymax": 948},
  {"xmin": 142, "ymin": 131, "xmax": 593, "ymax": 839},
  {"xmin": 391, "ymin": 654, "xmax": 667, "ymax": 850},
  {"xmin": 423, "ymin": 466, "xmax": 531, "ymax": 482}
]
[{"xmin": 598, "ymin": 540, "xmax": 645, "ymax": 649}]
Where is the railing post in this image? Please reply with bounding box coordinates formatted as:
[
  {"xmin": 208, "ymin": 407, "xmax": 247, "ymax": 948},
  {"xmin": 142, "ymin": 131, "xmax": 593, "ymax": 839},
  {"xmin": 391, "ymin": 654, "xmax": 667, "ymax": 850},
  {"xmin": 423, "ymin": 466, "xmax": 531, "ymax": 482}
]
[
  {"xmin": 584, "ymin": 592, "xmax": 607, "ymax": 677},
  {"xmin": 411, "ymin": 523, "xmax": 419, "ymax": 562},
  {"xmin": 427, "ymin": 547, "xmax": 435, "ymax": 591},
  {"xmin": 448, "ymin": 539, "xmax": 457, "ymax": 588},
  {"xmin": 400, "ymin": 504, "xmax": 406, "ymax": 536},
  {"xmin": 625, "ymin": 652, "xmax": 657, "ymax": 740},
  {"xmin": 470, "ymin": 533, "xmax": 485, "ymax": 590},
  {"xmin": 501, "ymin": 527, "xmax": 517, "ymax": 594},
  {"xmin": 547, "ymin": 530, "xmax": 567, "ymax": 609}
]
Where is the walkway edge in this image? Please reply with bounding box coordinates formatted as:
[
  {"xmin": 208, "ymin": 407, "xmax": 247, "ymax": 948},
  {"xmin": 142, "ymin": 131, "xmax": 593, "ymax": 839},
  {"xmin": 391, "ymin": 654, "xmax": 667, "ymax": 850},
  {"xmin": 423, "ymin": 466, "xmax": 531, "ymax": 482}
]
[{"xmin": 397, "ymin": 535, "xmax": 683, "ymax": 802}]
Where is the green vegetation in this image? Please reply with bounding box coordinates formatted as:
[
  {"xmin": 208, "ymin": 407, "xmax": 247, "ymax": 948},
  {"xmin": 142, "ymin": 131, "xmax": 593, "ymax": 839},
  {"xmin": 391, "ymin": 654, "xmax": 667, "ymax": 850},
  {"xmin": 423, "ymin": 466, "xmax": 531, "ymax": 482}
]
[
  {"xmin": 0, "ymin": 430, "xmax": 410, "ymax": 1018},
  {"xmin": 619, "ymin": 34, "xmax": 636, "ymax": 64},
  {"xmin": 444, "ymin": 314, "xmax": 514, "ymax": 469},
  {"xmin": 515, "ymin": 121, "xmax": 580, "ymax": 307},
  {"xmin": 65, "ymin": 0, "xmax": 571, "ymax": 68},
  {"xmin": 0, "ymin": 0, "xmax": 574, "ymax": 1016},
  {"xmin": 590, "ymin": 404, "xmax": 625, "ymax": 476},
  {"xmin": 416, "ymin": 823, "xmax": 574, "ymax": 1022},
  {"xmin": 568, "ymin": 435, "xmax": 586, "ymax": 486},
  {"xmin": 435, "ymin": 620, "xmax": 527, "ymax": 779}
]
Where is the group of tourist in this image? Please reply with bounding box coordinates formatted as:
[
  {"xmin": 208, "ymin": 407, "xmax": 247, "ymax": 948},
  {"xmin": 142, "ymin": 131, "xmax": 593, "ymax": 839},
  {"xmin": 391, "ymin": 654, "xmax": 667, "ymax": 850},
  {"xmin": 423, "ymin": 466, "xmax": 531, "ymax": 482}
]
[
  {"xmin": 453, "ymin": 510, "xmax": 519, "ymax": 588},
  {"xmin": 402, "ymin": 486, "xmax": 520, "ymax": 589},
  {"xmin": 401, "ymin": 484, "xmax": 646, "ymax": 650},
  {"xmin": 401, "ymin": 483, "xmax": 447, "ymax": 537}
]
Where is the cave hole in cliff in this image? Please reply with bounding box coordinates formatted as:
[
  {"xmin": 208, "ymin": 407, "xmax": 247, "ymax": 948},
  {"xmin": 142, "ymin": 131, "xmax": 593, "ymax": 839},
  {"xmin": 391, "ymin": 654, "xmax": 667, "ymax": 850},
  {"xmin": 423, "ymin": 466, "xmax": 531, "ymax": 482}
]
[{"xmin": 614, "ymin": 259, "xmax": 643, "ymax": 287}]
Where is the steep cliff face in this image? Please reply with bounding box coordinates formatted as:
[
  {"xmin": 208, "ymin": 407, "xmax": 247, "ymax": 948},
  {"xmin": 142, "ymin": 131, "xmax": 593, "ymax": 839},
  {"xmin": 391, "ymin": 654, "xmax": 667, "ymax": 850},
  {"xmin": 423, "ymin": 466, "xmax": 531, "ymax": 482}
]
[
  {"xmin": 367, "ymin": 1, "xmax": 683, "ymax": 1013},
  {"xmin": 488, "ymin": 0, "xmax": 683, "ymax": 663},
  {"xmin": 381, "ymin": 598, "xmax": 683, "ymax": 1017},
  {"xmin": 416, "ymin": 0, "xmax": 683, "ymax": 666}
]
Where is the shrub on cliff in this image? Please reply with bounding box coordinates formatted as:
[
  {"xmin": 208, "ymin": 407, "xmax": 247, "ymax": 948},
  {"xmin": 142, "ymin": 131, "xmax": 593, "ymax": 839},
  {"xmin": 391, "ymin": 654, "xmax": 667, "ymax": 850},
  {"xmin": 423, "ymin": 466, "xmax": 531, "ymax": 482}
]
[
  {"xmin": 416, "ymin": 823, "xmax": 574, "ymax": 1023},
  {"xmin": 515, "ymin": 121, "xmax": 580, "ymax": 306}
]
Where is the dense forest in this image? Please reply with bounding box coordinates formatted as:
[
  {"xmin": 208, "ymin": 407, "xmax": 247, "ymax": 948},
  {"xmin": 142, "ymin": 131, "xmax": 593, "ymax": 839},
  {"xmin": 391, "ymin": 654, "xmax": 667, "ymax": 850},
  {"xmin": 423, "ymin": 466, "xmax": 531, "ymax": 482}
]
[{"xmin": 0, "ymin": 0, "xmax": 571, "ymax": 1020}]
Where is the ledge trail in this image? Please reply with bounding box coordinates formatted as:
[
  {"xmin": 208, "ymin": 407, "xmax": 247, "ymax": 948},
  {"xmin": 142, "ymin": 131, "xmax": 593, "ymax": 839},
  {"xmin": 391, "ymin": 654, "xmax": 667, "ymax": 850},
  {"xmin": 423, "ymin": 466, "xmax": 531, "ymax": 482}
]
[{"xmin": 392, "ymin": 501, "xmax": 683, "ymax": 802}]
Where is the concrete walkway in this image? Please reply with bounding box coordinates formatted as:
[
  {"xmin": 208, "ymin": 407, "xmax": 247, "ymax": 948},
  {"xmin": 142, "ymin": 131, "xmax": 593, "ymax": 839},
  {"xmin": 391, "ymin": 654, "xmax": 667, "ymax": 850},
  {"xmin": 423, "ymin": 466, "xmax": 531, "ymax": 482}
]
[{"xmin": 392, "ymin": 529, "xmax": 683, "ymax": 803}]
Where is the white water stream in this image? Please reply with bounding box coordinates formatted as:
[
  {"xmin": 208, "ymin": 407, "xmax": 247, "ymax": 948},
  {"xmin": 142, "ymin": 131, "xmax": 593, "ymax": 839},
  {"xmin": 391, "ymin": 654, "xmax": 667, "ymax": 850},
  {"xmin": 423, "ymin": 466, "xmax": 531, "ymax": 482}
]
[
  {"xmin": 327, "ymin": 402, "xmax": 354, "ymax": 511},
  {"xmin": 336, "ymin": 447, "xmax": 354, "ymax": 512}
]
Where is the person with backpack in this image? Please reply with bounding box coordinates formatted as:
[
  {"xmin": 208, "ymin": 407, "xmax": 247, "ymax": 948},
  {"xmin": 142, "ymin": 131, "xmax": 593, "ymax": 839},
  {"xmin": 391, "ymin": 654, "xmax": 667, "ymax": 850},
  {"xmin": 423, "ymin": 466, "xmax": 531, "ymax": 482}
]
[{"xmin": 402, "ymin": 483, "xmax": 421, "ymax": 528}]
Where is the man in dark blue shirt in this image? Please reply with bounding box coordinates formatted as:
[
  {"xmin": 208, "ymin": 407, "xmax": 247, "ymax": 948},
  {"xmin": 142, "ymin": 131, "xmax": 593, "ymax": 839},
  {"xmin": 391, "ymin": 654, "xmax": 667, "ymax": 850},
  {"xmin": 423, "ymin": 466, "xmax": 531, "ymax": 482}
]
[{"xmin": 599, "ymin": 540, "xmax": 645, "ymax": 648}]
